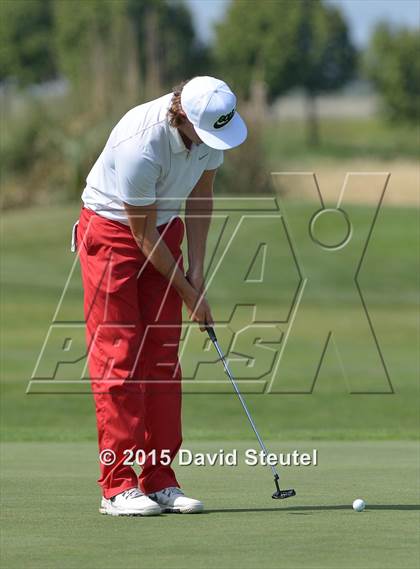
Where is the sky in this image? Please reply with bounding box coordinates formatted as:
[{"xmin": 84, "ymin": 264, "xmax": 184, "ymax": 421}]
[{"xmin": 186, "ymin": 0, "xmax": 420, "ymax": 47}]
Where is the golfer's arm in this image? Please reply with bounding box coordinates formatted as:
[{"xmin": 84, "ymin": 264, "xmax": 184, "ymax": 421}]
[
  {"xmin": 123, "ymin": 202, "xmax": 195, "ymax": 302},
  {"xmin": 185, "ymin": 169, "xmax": 216, "ymax": 278}
]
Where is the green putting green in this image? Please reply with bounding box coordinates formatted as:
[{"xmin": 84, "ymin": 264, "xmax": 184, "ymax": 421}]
[
  {"xmin": 1, "ymin": 204, "xmax": 418, "ymax": 568},
  {"xmin": 1, "ymin": 441, "xmax": 419, "ymax": 569}
]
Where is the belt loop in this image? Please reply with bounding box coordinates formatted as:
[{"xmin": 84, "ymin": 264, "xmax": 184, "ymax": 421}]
[{"xmin": 71, "ymin": 220, "xmax": 79, "ymax": 253}]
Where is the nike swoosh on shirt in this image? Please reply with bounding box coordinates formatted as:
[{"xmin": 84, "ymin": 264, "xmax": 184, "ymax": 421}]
[{"xmin": 198, "ymin": 153, "xmax": 209, "ymax": 160}]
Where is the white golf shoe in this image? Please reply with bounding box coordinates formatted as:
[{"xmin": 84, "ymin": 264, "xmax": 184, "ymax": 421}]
[
  {"xmin": 148, "ymin": 486, "xmax": 204, "ymax": 514},
  {"xmin": 99, "ymin": 487, "xmax": 162, "ymax": 516}
]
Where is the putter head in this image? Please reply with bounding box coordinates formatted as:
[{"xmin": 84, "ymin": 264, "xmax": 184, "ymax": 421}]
[
  {"xmin": 272, "ymin": 488, "xmax": 296, "ymax": 500},
  {"xmin": 272, "ymin": 475, "xmax": 296, "ymax": 499}
]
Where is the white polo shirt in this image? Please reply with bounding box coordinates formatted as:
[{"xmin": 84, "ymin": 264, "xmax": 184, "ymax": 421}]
[{"xmin": 82, "ymin": 93, "xmax": 223, "ymax": 226}]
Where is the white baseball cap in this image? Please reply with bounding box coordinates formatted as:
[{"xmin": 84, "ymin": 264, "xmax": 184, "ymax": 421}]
[{"xmin": 180, "ymin": 76, "xmax": 247, "ymax": 150}]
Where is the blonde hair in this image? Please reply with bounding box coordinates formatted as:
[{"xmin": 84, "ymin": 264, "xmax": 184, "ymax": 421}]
[{"xmin": 167, "ymin": 79, "xmax": 190, "ymax": 127}]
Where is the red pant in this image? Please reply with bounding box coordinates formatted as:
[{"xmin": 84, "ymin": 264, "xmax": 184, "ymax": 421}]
[{"xmin": 77, "ymin": 207, "xmax": 184, "ymax": 498}]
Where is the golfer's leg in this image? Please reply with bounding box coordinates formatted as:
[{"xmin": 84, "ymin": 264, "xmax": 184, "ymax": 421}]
[
  {"xmin": 137, "ymin": 218, "xmax": 184, "ymax": 494},
  {"xmin": 78, "ymin": 208, "xmax": 146, "ymax": 499}
]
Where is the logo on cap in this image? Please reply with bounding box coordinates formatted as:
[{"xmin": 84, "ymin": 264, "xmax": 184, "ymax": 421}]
[{"xmin": 213, "ymin": 108, "xmax": 235, "ymax": 129}]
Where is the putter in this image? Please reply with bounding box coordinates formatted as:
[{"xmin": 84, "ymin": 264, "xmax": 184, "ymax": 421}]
[{"xmin": 206, "ymin": 326, "xmax": 296, "ymax": 500}]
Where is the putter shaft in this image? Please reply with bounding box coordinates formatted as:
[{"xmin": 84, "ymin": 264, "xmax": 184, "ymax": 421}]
[
  {"xmin": 206, "ymin": 326, "xmax": 295, "ymax": 499},
  {"xmin": 209, "ymin": 334, "xmax": 278, "ymax": 480}
]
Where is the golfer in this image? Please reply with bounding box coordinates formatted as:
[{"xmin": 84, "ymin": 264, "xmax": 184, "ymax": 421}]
[{"xmin": 74, "ymin": 76, "xmax": 247, "ymax": 516}]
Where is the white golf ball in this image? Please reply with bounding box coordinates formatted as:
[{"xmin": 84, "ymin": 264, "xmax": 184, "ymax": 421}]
[{"xmin": 352, "ymin": 498, "xmax": 366, "ymax": 512}]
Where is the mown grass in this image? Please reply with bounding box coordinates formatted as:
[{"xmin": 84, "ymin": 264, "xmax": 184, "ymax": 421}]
[
  {"xmin": 1, "ymin": 441, "xmax": 419, "ymax": 569},
  {"xmin": 265, "ymin": 117, "xmax": 419, "ymax": 164},
  {"xmin": 1, "ymin": 201, "xmax": 418, "ymax": 442}
]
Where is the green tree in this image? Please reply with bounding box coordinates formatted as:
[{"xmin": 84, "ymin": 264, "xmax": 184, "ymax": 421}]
[
  {"xmin": 53, "ymin": 0, "xmax": 131, "ymax": 114},
  {"xmin": 0, "ymin": 0, "xmax": 56, "ymax": 85},
  {"xmin": 293, "ymin": 0, "xmax": 356, "ymax": 145},
  {"xmin": 127, "ymin": 0, "xmax": 210, "ymax": 92},
  {"xmin": 365, "ymin": 24, "xmax": 420, "ymax": 123},
  {"xmin": 214, "ymin": 0, "xmax": 356, "ymax": 145},
  {"xmin": 53, "ymin": 0, "xmax": 208, "ymax": 111}
]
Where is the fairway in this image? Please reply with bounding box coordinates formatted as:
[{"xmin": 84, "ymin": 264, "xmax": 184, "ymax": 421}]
[
  {"xmin": 2, "ymin": 1, "xmax": 419, "ymax": 567},
  {"xmin": 1, "ymin": 441, "xmax": 419, "ymax": 569},
  {"xmin": 1, "ymin": 203, "xmax": 418, "ymax": 441},
  {"xmin": 1, "ymin": 202, "xmax": 418, "ymax": 569}
]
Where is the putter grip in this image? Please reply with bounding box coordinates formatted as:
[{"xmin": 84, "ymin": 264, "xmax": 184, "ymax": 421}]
[{"xmin": 206, "ymin": 326, "xmax": 217, "ymax": 343}]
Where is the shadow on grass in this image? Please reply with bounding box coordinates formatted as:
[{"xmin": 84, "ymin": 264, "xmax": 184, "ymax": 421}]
[{"xmin": 206, "ymin": 505, "xmax": 420, "ymax": 514}]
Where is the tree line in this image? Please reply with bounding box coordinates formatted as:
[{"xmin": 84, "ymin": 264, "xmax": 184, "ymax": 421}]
[
  {"xmin": 1, "ymin": 0, "xmax": 418, "ymax": 209},
  {"xmin": 1, "ymin": 0, "xmax": 419, "ymax": 131}
]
